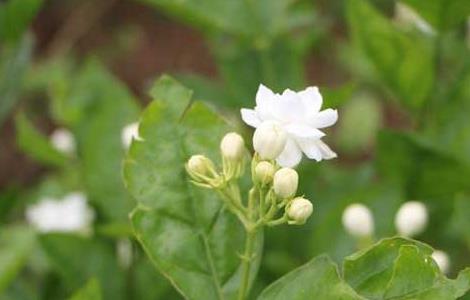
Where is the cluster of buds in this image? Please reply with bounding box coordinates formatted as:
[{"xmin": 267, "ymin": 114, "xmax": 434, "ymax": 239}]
[{"xmin": 186, "ymin": 129, "xmax": 314, "ymax": 231}]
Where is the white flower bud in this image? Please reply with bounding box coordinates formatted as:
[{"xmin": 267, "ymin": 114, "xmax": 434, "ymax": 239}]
[
  {"xmin": 220, "ymin": 132, "xmax": 245, "ymax": 161},
  {"xmin": 121, "ymin": 122, "xmax": 141, "ymax": 149},
  {"xmin": 50, "ymin": 128, "xmax": 75, "ymax": 155},
  {"xmin": 253, "ymin": 121, "xmax": 287, "ymax": 160},
  {"xmin": 432, "ymin": 250, "xmax": 450, "ymax": 274},
  {"xmin": 342, "ymin": 203, "xmax": 374, "ymax": 237},
  {"xmin": 395, "ymin": 201, "xmax": 428, "ymax": 237},
  {"xmin": 187, "ymin": 155, "xmax": 214, "ymax": 177},
  {"xmin": 273, "ymin": 167, "xmax": 298, "ymax": 199},
  {"xmin": 255, "ymin": 161, "xmax": 275, "ymax": 185},
  {"xmin": 288, "ymin": 197, "xmax": 313, "ymax": 224}
]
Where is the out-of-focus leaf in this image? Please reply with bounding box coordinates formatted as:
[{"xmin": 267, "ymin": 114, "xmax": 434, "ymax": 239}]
[
  {"xmin": 49, "ymin": 60, "xmax": 140, "ymax": 221},
  {"xmin": 0, "ymin": 226, "xmax": 36, "ymax": 293},
  {"xmin": 0, "ymin": 35, "xmax": 33, "ymax": 125},
  {"xmin": 124, "ymin": 76, "xmax": 263, "ymax": 300},
  {"xmin": 68, "ymin": 279, "xmax": 101, "ymax": 300},
  {"xmin": 40, "ymin": 234, "xmax": 125, "ymax": 300},
  {"xmin": 346, "ymin": 0, "xmax": 434, "ymax": 109},
  {"xmin": 401, "ymin": 0, "xmax": 470, "ymax": 31},
  {"xmin": 15, "ymin": 113, "xmax": 67, "ymax": 167},
  {"xmin": 0, "ymin": 0, "xmax": 42, "ymax": 43},
  {"xmin": 257, "ymin": 255, "xmax": 363, "ymax": 300},
  {"xmin": 175, "ymin": 74, "xmax": 228, "ymax": 108}
]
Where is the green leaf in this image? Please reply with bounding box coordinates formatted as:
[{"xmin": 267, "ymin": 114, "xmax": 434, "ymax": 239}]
[
  {"xmin": 346, "ymin": 0, "xmax": 434, "ymax": 109},
  {"xmin": 257, "ymin": 255, "xmax": 364, "ymax": 300},
  {"xmin": 15, "ymin": 113, "xmax": 68, "ymax": 167},
  {"xmin": 343, "ymin": 237, "xmax": 470, "ymax": 299},
  {"xmin": 39, "ymin": 234, "xmax": 125, "ymax": 300},
  {"xmin": 68, "ymin": 279, "xmax": 101, "ymax": 300},
  {"xmin": 401, "ymin": 0, "xmax": 470, "ymax": 31},
  {"xmin": 343, "ymin": 237, "xmax": 433, "ymax": 298},
  {"xmin": 124, "ymin": 76, "xmax": 263, "ymax": 300},
  {"xmin": 0, "ymin": 226, "xmax": 36, "ymax": 293},
  {"xmin": 0, "ymin": 35, "xmax": 33, "ymax": 125},
  {"xmin": 50, "ymin": 60, "xmax": 140, "ymax": 220},
  {"xmin": 0, "ymin": 0, "xmax": 43, "ymax": 43}
]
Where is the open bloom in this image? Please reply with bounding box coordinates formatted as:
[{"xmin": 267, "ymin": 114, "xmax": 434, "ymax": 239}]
[
  {"xmin": 26, "ymin": 192, "xmax": 94, "ymax": 233},
  {"xmin": 241, "ymin": 84, "xmax": 338, "ymax": 167}
]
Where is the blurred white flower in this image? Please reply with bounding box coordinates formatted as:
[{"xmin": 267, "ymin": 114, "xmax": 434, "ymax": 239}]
[
  {"xmin": 432, "ymin": 250, "xmax": 450, "ymax": 274},
  {"xmin": 117, "ymin": 239, "xmax": 133, "ymax": 269},
  {"xmin": 121, "ymin": 122, "xmax": 141, "ymax": 148},
  {"xmin": 394, "ymin": 2, "xmax": 435, "ymax": 35},
  {"xmin": 342, "ymin": 203, "xmax": 374, "ymax": 237},
  {"xmin": 395, "ymin": 201, "xmax": 428, "ymax": 237},
  {"xmin": 26, "ymin": 192, "xmax": 94, "ymax": 233},
  {"xmin": 241, "ymin": 84, "xmax": 338, "ymax": 167},
  {"xmin": 50, "ymin": 128, "xmax": 75, "ymax": 155}
]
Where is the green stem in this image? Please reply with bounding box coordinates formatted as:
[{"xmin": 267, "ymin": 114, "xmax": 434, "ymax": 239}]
[{"xmin": 237, "ymin": 229, "xmax": 256, "ymax": 300}]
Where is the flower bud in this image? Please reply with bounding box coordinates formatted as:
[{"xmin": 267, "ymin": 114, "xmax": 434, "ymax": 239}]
[
  {"xmin": 255, "ymin": 161, "xmax": 275, "ymax": 185},
  {"xmin": 287, "ymin": 197, "xmax": 313, "ymax": 224},
  {"xmin": 432, "ymin": 250, "xmax": 450, "ymax": 274},
  {"xmin": 342, "ymin": 203, "xmax": 374, "ymax": 237},
  {"xmin": 50, "ymin": 128, "xmax": 75, "ymax": 155},
  {"xmin": 220, "ymin": 132, "xmax": 245, "ymax": 161},
  {"xmin": 187, "ymin": 155, "xmax": 215, "ymax": 177},
  {"xmin": 273, "ymin": 168, "xmax": 298, "ymax": 199},
  {"xmin": 253, "ymin": 121, "xmax": 287, "ymax": 160},
  {"xmin": 395, "ymin": 201, "xmax": 428, "ymax": 237}
]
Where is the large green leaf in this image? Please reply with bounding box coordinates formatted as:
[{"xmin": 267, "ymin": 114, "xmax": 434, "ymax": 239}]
[
  {"xmin": 346, "ymin": 0, "xmax": 434, "ymax": 109},
  {"xmin": 40, "ymin": 234, "xmax": 125, "ymax": 300},
  {"xmin": 0, "ymin": 226, "xmax": 35, "ymax": 294},
  {"xmin": 257, "ymin": 255, "xmax": 364, "ymax": 300},
  {"xmin": 15, "ymin": 113, "xmax": 68, "ymax": 167},
  {"xmin": 401, "ymin": 0, "xmax": 470, "ymax": 31},
  {"xmin": 68, "ymin": 279, "xmax": 101, "ymax": 300},
  {"xmin": 0, "ymin": 0, "xmax": 42, "ymax": 43},
  {"xmin": 343, "ymin": 237, "xmax": 470, "ymax": 299},
  {"xmin": 124, "ymin": 76, "xmax": 263, "ymax": 300},
  {"xmin": 0, "ymin": 35, "xmax": 32, "ymax": 125}
]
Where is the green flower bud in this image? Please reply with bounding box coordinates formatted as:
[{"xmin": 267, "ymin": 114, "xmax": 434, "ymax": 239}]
[
  {"xmin": 255, "ymin": 161, "xmax": 275, "ymax": 185},
  {"xmin": 287, "ymin": 197, "xmax": 313, "ymax": 224},
  {"xmin": 273, "ymin": 167, "xmax": 298, "ymax": 199},
  {"xmin": 187, "ymin": 155, "xmax": 215, "ymax": 177}
]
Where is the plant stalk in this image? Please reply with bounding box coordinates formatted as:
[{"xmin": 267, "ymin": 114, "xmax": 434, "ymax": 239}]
[{"xmin": 237, "ymin": 229, "xmax": 256, "ymax": 300}]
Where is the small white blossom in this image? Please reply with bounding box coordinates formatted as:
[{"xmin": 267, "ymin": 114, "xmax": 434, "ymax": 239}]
[
  {"xmin": 241, "ymin": 84, "xmax": 338, "ymax": 167},
  {"xmin": 50, "ymin": 128, "xmax": 75, "ymax": 155},
  {"xmin": 273, "ymin": 168, "xmax": 298, "ymax": 199},
  {"xmin": 26, "ymin": 192, "xmax": 94, "ymax": 233},
  {"xmin": 220, "ymin": 132, "xmax": 245, "ymax": 161},
  {"xmin": 117, "ymin": 239, "xmax": 133, "ymax": 269},
  {"xmin": 432, "ymin": 250, "xmax": 450, "ymax": 274},
  {"xmin": 288, "ymin": 197, "xmax": 313, "ymax": 224},
  {"xmin": 121, "ymin": 122, "xmax": 141, "ymax": 149},
  {"xmin": 394, "ymin": 2, "xmax": 435, "ymax": 35},
  {"xmin": 253, "ymin": 121, "xmax": 287, "ymax": 160},
  {"xmin": 342, "ymin": 203, "xmax": 374, "ymax": 237},
  {"xmin": 395, "ymin": 201, "xmax": 428, "ymax": 237}
]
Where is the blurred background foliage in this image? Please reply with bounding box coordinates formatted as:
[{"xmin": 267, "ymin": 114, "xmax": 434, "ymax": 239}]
[{"xmin": 0, "ymin": 0, "xmax": 469, "ymax": 299}]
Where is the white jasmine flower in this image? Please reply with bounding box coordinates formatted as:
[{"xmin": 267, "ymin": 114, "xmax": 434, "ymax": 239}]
[
  {"xmin": 50, "ymin": 128, "xmax": 75, "ymax": 155},
  {"xmin": 287, "ymin": 197, "xmax": 313, "ymax": 224},
  {"xmin": 26, "ymin": 192, "xmax": 94, "ymax": 233},
  {"xmin": 432, "ymin": 250, "xmax": 450, "ymax": 274},
  {"xmin": 342, "ymin": 203, "xmax": 374, "ymax": 237},
  {"xmin": 394, "ymin": 2, "xmax": 435, "ymax": 35},
  {"xmin": 241, "ymin": 84, "xmax": 338, "ymax": 167},
  {"xmin": 273, "ymin": 167, "xmax": 298, "ymax": 199},
  {"xmin": 121, "ymin": 122, "xmax": 141, "ymax": 149},
  {"xmin": 395, "ymin": 201, "xmax": 428, "ymax": 237}
]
